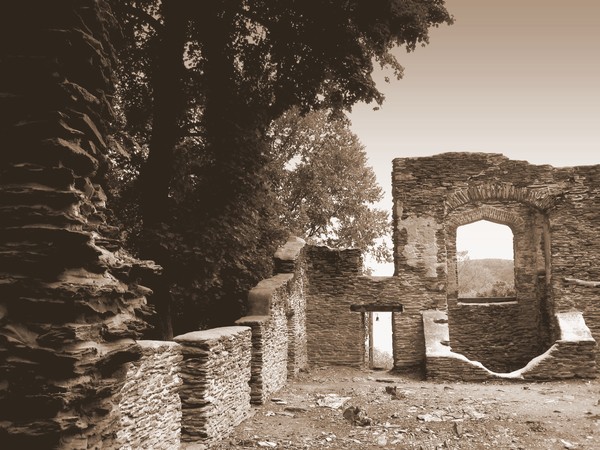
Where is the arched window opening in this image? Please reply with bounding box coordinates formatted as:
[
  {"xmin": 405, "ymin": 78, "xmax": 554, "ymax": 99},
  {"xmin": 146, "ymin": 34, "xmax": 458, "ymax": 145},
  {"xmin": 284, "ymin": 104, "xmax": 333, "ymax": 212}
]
[{"xmin": 456, "ymin": 220, "xmax": 515, "ymax": 299}]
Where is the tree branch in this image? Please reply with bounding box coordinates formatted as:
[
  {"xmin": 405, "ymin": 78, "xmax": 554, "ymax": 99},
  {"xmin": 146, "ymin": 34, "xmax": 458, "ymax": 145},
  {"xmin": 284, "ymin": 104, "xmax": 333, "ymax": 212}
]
[{"xmin": 123, "ymin": 4, "xmax": 165, "ymax": 32}]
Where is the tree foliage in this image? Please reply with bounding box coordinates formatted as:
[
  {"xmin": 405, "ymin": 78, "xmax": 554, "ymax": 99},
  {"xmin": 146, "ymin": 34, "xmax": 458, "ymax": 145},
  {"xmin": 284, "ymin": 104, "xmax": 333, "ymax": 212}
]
[
  {"xmin": 270, "ymin": 108, "xmax": 391, "ymax": 262},
  {"xmin": 107, "ymin": 0, "xmax": 453, "ymax": 337},
  {"xmin": 457, "ymin": 254, "xmax": 516, "ymax": 298}
]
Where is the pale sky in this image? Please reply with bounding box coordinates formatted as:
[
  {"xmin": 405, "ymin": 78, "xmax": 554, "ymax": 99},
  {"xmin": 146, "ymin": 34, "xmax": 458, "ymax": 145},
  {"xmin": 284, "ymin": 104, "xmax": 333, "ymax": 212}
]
[{"xmin": 351, "ymin": 0, "xmax": 599, "ymax": 273}]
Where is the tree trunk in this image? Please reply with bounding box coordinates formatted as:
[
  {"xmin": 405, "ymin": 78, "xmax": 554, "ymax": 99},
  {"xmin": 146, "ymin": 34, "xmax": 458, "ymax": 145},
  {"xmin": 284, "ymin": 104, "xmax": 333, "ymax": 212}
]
[{"xmin": 137, "ymin": 0, "xmax": 187, "ymax": 339}]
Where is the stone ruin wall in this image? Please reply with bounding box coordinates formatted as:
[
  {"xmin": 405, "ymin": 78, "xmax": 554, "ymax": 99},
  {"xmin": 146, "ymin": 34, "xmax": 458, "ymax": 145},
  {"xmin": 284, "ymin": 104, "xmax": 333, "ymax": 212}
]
[
  {"xmin": 393, "ymin": 152, "xmax": 600, "ymax": 371},
  {"xmin": 236, "ymin": 236, "xmax": 308, "ymax": 404},
  {"xmin": 112, "ymin": 237, "xmax": 308, "ymax": 448},
  {"xmin": 305, "ymin": 246, "xmax": 436, "ymax": 370},
  {"xmin": 175, "ymin": 327, "xmax": 252, "ymax": 446},
  {"xmin": 444, "ymin": 201, "xmax": 551, "ymax": 371},
  {"xmin": 117, "ymin": 341, "xmax": 182, "ymax": 449}
]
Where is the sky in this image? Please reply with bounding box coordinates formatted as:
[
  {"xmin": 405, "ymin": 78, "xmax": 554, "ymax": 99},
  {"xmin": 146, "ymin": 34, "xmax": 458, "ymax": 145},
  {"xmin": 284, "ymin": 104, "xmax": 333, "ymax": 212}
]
[{"xmin": 348, "ymin": 0, "xmax": 600, "ymax": 273}]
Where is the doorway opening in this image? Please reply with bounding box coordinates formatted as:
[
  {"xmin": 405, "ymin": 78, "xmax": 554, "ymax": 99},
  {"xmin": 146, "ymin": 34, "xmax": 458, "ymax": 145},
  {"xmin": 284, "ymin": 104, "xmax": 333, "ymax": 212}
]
[
  {"xmin": 370, "ymin": 311, "xmax": 393, "ymax": 369},
  {"xmin": 351, "ymin": 304, "xmax": 403, "ymax": 370},
  {"xmin": 456, "ymin": 220, "xmax": 515, "ymax": 300}
]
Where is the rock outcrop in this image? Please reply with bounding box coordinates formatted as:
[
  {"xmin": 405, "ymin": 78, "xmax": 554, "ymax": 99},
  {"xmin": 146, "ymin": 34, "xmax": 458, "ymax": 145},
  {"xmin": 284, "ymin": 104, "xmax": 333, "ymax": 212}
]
[{"xmin": 0, "ymin": 1, "xmax": 155, "ymax": 447}]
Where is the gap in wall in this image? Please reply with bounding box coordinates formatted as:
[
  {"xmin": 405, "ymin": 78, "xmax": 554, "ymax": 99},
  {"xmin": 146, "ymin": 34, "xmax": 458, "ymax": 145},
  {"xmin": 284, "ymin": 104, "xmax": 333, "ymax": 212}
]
[
  {"xmin": 371, "ymin": 312, "xmax": 393, "ymax": 369},
  {"xmin": 456, "ymin": 220, "xmax": 515, "ymax": 299}
]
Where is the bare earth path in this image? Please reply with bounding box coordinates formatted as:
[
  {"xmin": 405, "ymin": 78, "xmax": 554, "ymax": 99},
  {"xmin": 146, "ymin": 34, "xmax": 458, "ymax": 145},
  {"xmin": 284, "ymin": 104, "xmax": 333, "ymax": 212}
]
[{"xmin": 212, "ymin": 367, "xmax": 600, "ymax": 450}]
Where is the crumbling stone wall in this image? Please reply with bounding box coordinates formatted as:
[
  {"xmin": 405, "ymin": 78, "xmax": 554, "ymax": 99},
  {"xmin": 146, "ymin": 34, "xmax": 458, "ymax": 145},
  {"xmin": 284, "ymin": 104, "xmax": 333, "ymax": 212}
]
[
  {"xmin": 275, "ymin": 238, "xmax": 309, "ymax": 377},
  {"xmin": 174, "ymin": 327, "xmax": 252, "ymax": 445},
  {"xmin": 236, "ymin": 236, "xmax": 307, "ymax": 404},
  {"xmin": 305, "ymin": 246, "xmax": 425, "ymax": 370},
  {"xmin": 0, "ymin": 2, "xmax": 156, "ymax": 447},
  {"xmin": 423, "ymin": 310, "xmax": 596, "ymax": 381},
  {"xmin": 305, "ymin": 152, "xmax": 599, "ymax": 376},
  {"xmin": 117, "ymin": 341, "xmax": 182, "ymax": 449},
  {"xmin": 393, "ymin": 152, "xmax": 600, "ymax": 372}
]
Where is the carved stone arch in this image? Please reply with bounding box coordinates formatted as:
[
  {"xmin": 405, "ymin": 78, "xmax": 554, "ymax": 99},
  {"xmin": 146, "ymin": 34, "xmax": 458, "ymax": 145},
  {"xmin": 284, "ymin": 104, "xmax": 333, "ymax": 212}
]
[
  {"xmin": 446, "ymin": 204, "xmax": 525, "ymax": 230},
  {"xmin": 445, "ymin": 183, "xmax": 556, "ymax": 212}
]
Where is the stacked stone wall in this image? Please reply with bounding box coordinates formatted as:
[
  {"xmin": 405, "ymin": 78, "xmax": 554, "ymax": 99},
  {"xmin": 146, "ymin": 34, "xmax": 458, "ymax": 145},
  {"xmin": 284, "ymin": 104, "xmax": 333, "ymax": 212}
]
[
  {"xmin": 174, "ymin": 327, "xmax": 252, "ymax": 445},
  {"xmin": 117, "ymin": 341, "xmax": 182, "ymax": 449},
  {"xmin": 392, "ymin": 152, "xmax": 600, "ymax": 373},
  {"xmin": 305, "ymin": 246, "xmax": 432, "ymax": 370},
  {"xmin": 305, "ymin": 246, "xmax": 366, "ymax": 367},
  {"xmin": 236, "ymin": 237, "xmax": 307, "ymax": 403},
  {"xmin": 548, "ymin": 165, "xmax": 600, "ymax": 348},
  {"xmin": 449, "ymin": 302, "xmax": 528, "ymax": 372},
  {"xmin": 276, "ymin": 239, "xmax": 309, "ymax": 376},
  {"xmin": 424, "ymin": 310, "xmax": 596, "ymax": 381},
  {"xmin": 236, "ymin": 276, "xmax": 289, "ymax": 404}
]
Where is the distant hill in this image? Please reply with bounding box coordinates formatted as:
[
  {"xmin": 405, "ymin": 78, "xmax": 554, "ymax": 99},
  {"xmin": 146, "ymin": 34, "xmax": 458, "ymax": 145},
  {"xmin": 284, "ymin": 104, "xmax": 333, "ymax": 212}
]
[{"xmin": 457, "ymin": 258, "xmax": 515, "ymax": 298}]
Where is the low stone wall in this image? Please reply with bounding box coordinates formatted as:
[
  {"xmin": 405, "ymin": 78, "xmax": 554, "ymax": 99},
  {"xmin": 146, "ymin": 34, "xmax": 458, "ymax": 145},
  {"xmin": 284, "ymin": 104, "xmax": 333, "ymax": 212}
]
[
  {"xmin": 174, "ymin": 327, "xmax": 252, "ymax": 445},
  {"xmin": 236, "ymin": 274, "xmax": 295, "ymax": 404},
  {"xmin": 423, "ymin": 310, "xmax": 495, "ymax": 381},
  {"xmin": 110, "ymin": 237, "xmax": 309, "ymax": 447},
  {"xmin": 521, "ymin": 311, "xmax": 597, "ymax": 380},
  {"xmin": 117, "ymin": 341, "xmax": 182, "ymax": 450},
  {"xmin": 449, "ymin": 301, "xmax": 537, "ymax": 372},
  {"xmin": 276, "ymin": 240, "xmax": 308, "ymax": 377},
  {"xmin": 236, "ymin": 236, "xmax": 307, "ymax": 404},
  {"xmin": 424, "ymin": 310, "xmax": 597, "ymax": 381}
]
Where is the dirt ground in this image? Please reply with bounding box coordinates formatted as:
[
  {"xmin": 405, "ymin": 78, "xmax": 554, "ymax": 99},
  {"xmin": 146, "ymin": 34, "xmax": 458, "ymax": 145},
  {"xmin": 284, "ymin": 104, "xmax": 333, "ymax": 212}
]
[{"xmin": 212, "ymin": 366, "xmax": 600, "ymax": 450}]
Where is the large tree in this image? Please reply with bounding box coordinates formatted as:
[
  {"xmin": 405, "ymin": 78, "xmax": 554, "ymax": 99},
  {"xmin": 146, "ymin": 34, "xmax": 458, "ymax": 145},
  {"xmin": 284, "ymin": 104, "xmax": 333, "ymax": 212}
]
[
  {"xmin": 270, "ymin": 108, "xmax": 391, "ymax": 263},
  {"xmin": 110, "ymin": 0, "xmax": 453, "ymax": 337}
]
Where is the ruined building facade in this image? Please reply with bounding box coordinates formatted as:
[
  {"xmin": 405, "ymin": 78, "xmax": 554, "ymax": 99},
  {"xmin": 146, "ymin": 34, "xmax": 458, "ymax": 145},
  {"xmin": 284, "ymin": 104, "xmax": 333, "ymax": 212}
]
[
  {"xmin": 305, "ymin": 152, "xmax": 598, "ymax": 380},
  {"xmin": 1, "ymin": 1, "xmax": 597, "ymax": 446}
]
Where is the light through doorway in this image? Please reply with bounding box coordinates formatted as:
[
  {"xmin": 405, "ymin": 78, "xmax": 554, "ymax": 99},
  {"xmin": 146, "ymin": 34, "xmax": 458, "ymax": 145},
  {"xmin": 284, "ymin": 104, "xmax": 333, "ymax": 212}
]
[
  {"xmin": 370, "ymin": 312, "xmax": 393, "ymax": 369},
  {"xmin": 456, "ymin": 220, "xmax": 515, "ymax": 299}
]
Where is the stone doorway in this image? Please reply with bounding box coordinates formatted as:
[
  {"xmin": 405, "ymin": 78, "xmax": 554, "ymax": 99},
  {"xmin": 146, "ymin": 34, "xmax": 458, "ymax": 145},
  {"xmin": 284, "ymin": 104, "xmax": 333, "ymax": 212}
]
[{"xmin": 351, "ymin": 304, "xmax": 403, "ymax": 369}]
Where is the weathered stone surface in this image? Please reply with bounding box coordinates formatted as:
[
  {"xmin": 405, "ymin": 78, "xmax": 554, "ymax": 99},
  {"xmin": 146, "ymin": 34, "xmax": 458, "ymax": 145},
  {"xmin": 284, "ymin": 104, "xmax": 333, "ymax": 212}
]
[
  {"xmin": 174, "ymin": 327, "xmax": 252, "ymax": 445},
  {"xmin": 423, "ymin": 309, "xmax": 597, "ymax": 382},
  {"xmin": 236, "ymin": 236, "xmax": 308, "ymax": 404},
  {"xmin": 391, "ymin": 153, "xmax": 599, "ymax": 379},
  {"xmin": 117, "ymin": 341, "xmax": 182, "ymax": 450},
  {"xmin": 305, "ymin": 152, "xmax": 599, "ymax": 379},
  {"xmin": 0, "ymin": 2, "xmax": 156, "ymax": 447},
  {"xmin": 305, "ymin": 246, "xmax": 423, "ymax": 369}
]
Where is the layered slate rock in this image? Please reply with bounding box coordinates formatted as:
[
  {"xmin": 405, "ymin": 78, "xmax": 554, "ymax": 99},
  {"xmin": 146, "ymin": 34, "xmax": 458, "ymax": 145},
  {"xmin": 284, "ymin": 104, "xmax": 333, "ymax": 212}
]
[
  {"xmin": 0, "ymin": 1, "xmax": 155, "ymax": 447},
  {"xmin": 174, "ymin": 327, "xmax": 252, "ymax": 445}
]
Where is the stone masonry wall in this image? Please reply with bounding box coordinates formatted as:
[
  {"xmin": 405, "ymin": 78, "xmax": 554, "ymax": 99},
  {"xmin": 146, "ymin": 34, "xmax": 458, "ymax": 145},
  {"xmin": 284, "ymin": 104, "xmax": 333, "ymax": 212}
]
[
  {"xmin": 117, "ymin": 341, "xmax": 182, "ymax": 450},
  {"xmin": 305, "ymin": 246, "xmax": 366, "ymax": 367},
  {"xmin": 275, "ymin": 237, "xmax": 309, "ymax": 377},
  {"xmin": 448, "ymin": 302, "xmax": 526, "ymax": 372},
  {"xmin": 236, "ymin": 236, "xmax": 307, "ymax": 403},
  {"xmin": 393, "ymin": 152, "xmax": 600, "ymax": 372},
  {"xmin": 424, "ymin": 310, "xmax": 596, "ymax": 382},
  {"xmin": 444, "ymin": 200, "xmax": 547, "ymax": 371},
  {"xmin": 305, "ymin": 246, "xmax": 433, "ymax": 370},
  {"xmin": 174, "ymin": 327, "xmax": 252, "ymax": 445}
]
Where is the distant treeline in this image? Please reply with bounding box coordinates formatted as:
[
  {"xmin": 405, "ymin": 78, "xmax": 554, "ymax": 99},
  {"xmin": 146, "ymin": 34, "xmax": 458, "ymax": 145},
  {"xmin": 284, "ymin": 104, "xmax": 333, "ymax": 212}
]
[{"xmin": 458, "ymin": 258, "xmax": 515, "ymax": 298}]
